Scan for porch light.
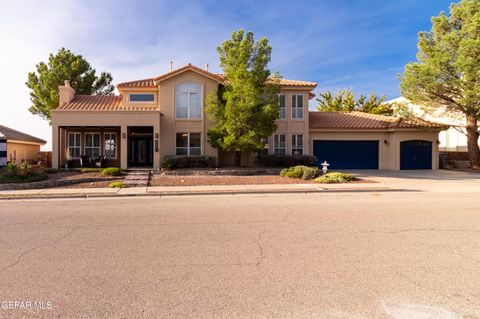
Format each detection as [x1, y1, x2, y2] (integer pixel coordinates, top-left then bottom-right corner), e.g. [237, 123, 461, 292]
[384, 139, 389, 145]
[122, 133, 126, 139]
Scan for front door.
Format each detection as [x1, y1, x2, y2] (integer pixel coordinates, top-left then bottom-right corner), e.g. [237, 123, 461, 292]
[129, 137, 153, 167]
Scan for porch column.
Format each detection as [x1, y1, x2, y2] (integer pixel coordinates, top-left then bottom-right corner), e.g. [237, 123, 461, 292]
[52, 125, 59, 169]
[153, 118, 161, 170]
[120, 125, 128, 170]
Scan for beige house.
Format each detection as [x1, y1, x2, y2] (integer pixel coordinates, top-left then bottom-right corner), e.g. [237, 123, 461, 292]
[51, 64, 445, 170]
[0, 125, 46, 166]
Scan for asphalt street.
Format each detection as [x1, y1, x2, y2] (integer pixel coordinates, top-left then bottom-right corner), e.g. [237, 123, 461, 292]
[0, 191, 479, 318]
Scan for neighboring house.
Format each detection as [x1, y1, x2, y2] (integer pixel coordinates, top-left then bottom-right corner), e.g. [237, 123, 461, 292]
[389, 97, 477, 152]
[0, 125, 46, 166]
[51, 64, 445, 171]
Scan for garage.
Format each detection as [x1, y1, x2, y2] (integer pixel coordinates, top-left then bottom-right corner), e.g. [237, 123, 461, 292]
[400, 140, 432, 170]
[313, 140, 379, 169]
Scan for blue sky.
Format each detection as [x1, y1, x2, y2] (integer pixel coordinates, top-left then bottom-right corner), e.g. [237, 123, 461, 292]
[0, 0, 454, 148]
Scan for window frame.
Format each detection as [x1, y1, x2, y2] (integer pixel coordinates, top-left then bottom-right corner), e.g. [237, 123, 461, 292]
[175, 132, 202, 156]
[291, 94, 304, 119]
[278, 94, 286, 119]
[67, 132, 81, 159]
[274, 134, 286, 155]
[104, 132, 117, 160]
[175, 82, 203, 120]
[128, 93, 156, 103]
[84, 132, 101, 159]
[292, 134, 304, 155]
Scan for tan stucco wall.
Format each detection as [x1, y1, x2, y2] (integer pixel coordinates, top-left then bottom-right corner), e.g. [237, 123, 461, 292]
[157, 70, 220, 162]
[6, 141, 41, 165]
[309, 129, 441, 170]
[266, 89, 311, 156]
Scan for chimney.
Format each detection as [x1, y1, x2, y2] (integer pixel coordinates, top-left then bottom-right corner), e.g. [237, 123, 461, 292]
[58, 80, 75, 105]
[169, 61, 173, 72]
[205, 64, 209, 71]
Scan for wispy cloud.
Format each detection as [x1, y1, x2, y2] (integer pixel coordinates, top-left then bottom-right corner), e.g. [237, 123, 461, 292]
[0, 0, 453, 149]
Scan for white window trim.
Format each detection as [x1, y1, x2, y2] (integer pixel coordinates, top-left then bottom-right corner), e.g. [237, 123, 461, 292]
[128, 93, 156, 104]
[292, 134, 304, 155]
[291, 94, 304, 120]
[274, 134, 286, 155]
[278, 93, 286, 120]
[67, 132, 81, 159]
[84, 132, 101, 158]
[104, 132, 117, 160]
[175, 132, 202, 156]
[175, 82, 203, 120]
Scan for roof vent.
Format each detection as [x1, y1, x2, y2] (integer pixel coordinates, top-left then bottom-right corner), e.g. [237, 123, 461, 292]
[169, 61, 173, 72]
[205, 64, 209, 71]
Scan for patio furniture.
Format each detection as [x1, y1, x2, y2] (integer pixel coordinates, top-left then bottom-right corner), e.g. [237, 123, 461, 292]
[80, 155, 91, 168]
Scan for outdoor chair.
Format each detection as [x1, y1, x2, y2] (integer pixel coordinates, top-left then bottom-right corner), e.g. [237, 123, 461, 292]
[80, 155, 91, 168]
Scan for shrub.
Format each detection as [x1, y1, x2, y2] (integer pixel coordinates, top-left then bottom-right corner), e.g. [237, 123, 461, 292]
[0, 163, 48, 184]
[258, 154, 317, 167]
[161, 156, 216, 169]
[314, 172, 356, 184]
[280, 165, 319, 180]
[109, 181, 126, 188]
[102, 167, 123, 176]
[45, 168, 62, 174]
[75, 168, 103, 173]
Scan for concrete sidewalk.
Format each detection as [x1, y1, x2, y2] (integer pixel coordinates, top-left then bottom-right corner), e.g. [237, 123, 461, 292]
[0, 182, 390, 200]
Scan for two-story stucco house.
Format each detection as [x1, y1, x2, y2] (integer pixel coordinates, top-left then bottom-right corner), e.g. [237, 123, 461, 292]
[51, 64, 446, 170]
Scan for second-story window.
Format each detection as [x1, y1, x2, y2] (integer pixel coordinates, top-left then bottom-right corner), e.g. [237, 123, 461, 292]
[176, 82, 201, 119]
[292, 94, 304, 119]
[278, 94, 285, 119]
[129, 94, 155, 102]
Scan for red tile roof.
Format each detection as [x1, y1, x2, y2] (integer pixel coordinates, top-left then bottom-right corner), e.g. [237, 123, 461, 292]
[309, 112, 447, 130]
[56, 95, 159, 111]
[117, 64, 317, 88]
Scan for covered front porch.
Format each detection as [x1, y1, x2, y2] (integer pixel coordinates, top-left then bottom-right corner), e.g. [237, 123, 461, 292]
[52, 111, 161, 170]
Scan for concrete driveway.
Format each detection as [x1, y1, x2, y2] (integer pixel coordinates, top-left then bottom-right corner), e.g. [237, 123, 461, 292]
[1, 192, 479, 318]
[347, 169, 480, 193]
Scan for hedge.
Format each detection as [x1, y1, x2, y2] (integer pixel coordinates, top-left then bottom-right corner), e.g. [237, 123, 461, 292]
[258, 154, 317, 167]
[161, 156, 216, 169]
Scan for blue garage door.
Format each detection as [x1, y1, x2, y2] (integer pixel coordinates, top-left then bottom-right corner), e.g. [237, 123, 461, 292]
[313, 140, 379, 169]
[400, 140, 432, 170]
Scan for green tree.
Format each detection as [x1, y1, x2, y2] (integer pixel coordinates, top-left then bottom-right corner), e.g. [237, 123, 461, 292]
[26, 48, 114, 122]
[316, 89, 392, 115]
[400, 0, 480, 169]
[206, 30, 280, 166]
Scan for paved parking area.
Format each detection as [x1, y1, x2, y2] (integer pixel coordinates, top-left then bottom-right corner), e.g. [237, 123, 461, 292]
[348, 169, 480, 192]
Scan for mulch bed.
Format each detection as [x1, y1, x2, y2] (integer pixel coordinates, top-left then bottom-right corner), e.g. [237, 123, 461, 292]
[48, 172, 123, 188]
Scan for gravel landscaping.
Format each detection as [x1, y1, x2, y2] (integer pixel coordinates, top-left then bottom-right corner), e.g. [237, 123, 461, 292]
[49, 171, 123, 188]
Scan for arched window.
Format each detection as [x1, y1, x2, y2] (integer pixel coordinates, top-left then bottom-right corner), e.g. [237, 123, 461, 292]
[175, 82, 201, 119]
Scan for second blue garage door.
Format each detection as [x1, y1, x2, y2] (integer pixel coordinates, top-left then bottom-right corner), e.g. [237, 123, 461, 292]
[313, 140, 379, 169]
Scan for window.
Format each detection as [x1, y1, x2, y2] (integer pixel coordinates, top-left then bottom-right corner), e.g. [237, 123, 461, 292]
[176, 133, 201, 155]
[129, 94, 155, 102]
[278, 94, 285, 119]
[104, 133, 117, 159]
[274, 134, 286, 155]
[85, 133, 100, 158]
[292, 134, 303, 155]
[176, 82, 202, 119]
[292, 94, 304, 119]
[68, 132, 81, 158]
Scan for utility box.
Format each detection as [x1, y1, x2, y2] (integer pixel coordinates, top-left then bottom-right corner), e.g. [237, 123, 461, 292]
[0, 137, 6, 167]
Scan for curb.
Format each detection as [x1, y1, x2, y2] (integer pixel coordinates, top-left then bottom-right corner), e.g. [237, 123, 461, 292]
[0, 186, 398, 201]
